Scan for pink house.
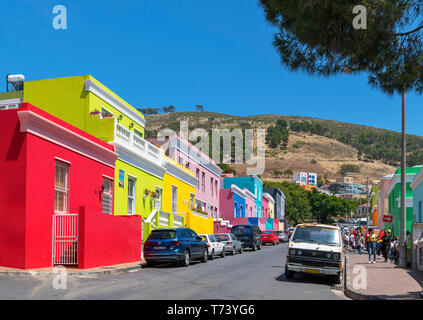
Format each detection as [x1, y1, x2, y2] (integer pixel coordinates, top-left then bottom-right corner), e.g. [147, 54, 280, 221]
[262, 194, 270, 219]
[244, 188, 256, 218]
[166, 135, 222, 219]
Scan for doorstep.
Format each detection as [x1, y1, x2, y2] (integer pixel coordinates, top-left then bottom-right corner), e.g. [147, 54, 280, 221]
[0, 260, 146, 277]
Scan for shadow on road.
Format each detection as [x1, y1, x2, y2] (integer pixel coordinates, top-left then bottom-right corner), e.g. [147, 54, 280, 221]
[275, 269, 335, 287]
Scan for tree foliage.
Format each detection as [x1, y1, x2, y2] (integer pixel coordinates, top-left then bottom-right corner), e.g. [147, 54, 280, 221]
[259, 0, 423, 95]
[266, 119, 289, 148]
[263, 181, 357, 225]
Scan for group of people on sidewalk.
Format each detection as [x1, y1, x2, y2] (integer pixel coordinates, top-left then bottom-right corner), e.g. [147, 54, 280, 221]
[343, 227, 400, 264]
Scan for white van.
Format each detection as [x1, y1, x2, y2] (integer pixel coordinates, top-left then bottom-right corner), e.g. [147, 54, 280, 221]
[285, 224, 344, 284]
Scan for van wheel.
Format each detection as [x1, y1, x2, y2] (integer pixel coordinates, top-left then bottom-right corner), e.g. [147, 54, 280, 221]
[285, 265, 295, 280]
[252, 244, 257, 251]
[333, 269, 343, 285]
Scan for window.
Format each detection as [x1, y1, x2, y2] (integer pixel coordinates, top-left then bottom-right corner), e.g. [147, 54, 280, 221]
[186, 162, 190, 170]
[102, 177, 113, 214]
[128, 177, 136, 215]
[55, 161, 69, 213]
[234, 202, 238, 217]
[215, 180, 218, 198]
[190, 193, 195, 210]
[202, 172, 205, 192]
[172, 186, 178, 213]
[211, 178, 214, 196]
[214, 207, 217, 218]
[155, 188, 162, 210]
[179, 157, 183, 165]
[196, 169, 200, 188]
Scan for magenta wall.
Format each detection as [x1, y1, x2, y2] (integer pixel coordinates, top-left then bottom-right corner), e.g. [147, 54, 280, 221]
[0, 109, 27, 268]
[219, 189, 234, 221]
[273, 219, 279, 231]
[79, 207, 141, 269]
[262, 195, 269, 218]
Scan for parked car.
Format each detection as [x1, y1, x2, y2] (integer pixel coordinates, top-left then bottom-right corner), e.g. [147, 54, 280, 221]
[214, 233, 243, 255]
[274, 230, 288, 242]
[144, 228, 208, 267]
[285, 223, 344, 284]
[199, 234, 226, 259]
[261, 230, 279, 245]
[231, 224, 262, 251]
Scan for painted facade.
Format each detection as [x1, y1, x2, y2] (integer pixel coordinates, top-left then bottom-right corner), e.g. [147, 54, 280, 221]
[263, 187, 286, 225]
[0, 104, 141, 269]
[385, 166, 422, 237]
[244, 188, 256, 218]
[262, 194, 270, 219]
[222, 175, 263, 217]
[377, 173, 394, 230]
[219, 185, 247, 225]
[166, 135, 222, 219]
[9, 75, 166, 220]
[410, 167, 423, 224]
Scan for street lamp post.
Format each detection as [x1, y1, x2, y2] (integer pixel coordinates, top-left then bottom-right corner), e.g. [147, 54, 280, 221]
[399, 89, 407, 269]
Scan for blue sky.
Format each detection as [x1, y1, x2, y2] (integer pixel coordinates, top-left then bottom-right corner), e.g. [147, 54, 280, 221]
[1, 0, 422, 136]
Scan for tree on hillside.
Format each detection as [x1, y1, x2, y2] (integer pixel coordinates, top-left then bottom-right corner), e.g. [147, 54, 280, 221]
[338, 164, 360, 176]
[259, 0, 423, 268]
[162, 105, 176, 113]
[138, 107, 160, 115]
[196, 105, 204, 111]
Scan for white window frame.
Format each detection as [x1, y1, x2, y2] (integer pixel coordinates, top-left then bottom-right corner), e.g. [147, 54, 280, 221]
[172, 185, 178, 213]
[54, 160, 70, 214]
[128, 176, 136, 215]
[102, 177, 114, 214]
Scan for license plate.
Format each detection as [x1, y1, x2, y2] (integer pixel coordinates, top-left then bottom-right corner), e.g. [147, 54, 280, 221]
[305, 269, 320, 274]
[154, 246, 166, 250]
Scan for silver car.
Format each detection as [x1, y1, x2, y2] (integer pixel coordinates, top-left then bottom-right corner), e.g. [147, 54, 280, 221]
[215, 233, 243, 255]
[275, 230, 288, 242]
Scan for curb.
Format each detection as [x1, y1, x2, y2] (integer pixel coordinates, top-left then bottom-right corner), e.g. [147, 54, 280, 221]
[0, 263, 145, 278]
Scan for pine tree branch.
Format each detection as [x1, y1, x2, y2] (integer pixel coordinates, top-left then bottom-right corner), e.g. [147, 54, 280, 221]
[395, 24, 423, 37]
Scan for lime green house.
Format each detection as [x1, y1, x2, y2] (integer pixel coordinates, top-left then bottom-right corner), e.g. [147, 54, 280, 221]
[15, 75, 166, 220]
[385, 166, 422, 237]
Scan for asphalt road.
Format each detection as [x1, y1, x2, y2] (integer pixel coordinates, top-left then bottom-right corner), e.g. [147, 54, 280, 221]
[0, 243, 346, 300]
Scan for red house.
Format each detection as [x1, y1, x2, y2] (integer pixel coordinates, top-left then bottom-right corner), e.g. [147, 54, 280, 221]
[0, 103, 142, 269]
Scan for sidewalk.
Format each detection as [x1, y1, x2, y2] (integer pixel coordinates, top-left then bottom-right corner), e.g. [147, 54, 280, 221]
[0, 260, 146, 277]
[345, 253, 423, 300]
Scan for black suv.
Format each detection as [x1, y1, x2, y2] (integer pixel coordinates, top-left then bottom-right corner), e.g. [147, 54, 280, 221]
[231, 225, 262, 251]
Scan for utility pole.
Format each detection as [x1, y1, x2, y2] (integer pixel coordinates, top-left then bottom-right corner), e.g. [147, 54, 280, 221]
[399, 89, 407, 269]
[366, 176, 370, 231]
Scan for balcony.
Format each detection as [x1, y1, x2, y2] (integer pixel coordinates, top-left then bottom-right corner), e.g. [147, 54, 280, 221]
[114, 122, 163, 165]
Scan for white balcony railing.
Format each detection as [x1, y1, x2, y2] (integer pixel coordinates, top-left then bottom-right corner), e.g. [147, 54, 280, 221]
[115, 123, 163, 164]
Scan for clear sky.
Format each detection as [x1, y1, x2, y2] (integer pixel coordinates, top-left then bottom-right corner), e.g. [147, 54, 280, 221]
[1, 0, 422, 136]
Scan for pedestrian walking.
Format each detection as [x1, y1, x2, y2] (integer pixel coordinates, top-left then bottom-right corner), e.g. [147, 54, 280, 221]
[349, 232, 356, 253]
[381, 229, 392, 262]
[356, 232, 364, 255]
[366, 229, 377, 263]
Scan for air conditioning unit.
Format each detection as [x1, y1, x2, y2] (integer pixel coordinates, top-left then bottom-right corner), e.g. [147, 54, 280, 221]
[6, 74, 25, 91]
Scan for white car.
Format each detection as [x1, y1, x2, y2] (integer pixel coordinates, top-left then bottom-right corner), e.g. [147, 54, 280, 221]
[200, 234, 226, 260]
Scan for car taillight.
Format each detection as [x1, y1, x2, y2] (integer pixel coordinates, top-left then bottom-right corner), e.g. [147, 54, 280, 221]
[227, 241, 232, 245]
[169, 241, 181, 246]
[207, 244, 210, 247]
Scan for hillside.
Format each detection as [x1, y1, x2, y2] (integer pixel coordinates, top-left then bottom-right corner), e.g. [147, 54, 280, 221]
[144, 111, 414, 184]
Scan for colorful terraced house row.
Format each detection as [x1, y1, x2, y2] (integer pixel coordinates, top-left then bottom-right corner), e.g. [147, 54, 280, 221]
[0, 75, 285, 270]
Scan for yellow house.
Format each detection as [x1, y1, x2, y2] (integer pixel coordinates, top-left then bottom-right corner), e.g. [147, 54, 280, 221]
[162, 156, 214, 235]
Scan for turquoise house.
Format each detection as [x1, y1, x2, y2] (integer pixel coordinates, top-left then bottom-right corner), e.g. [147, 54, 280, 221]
[222, 175, 263, 217]
[386, 166, 422, 237]
[410, 167, 423, 224]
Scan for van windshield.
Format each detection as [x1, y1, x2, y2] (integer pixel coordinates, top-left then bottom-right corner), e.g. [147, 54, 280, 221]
[232, 226, 252, 235]
[292, 226, 340, 246]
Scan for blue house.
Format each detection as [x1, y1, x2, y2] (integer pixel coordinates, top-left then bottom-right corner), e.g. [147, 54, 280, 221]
[222, 175, 263, 217]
